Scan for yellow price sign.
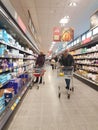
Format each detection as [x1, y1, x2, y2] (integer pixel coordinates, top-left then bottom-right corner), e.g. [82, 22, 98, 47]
[0, 69, 2, 73]
[0, 84, 2, 88]
[11, 106, 15, 111]
[6, 68, 8, 71]
[13, 103, 16, 107]
[18, 97, 21, 100]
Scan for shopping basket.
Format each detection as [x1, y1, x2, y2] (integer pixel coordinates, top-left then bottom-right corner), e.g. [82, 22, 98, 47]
[33, 67, 46, 89]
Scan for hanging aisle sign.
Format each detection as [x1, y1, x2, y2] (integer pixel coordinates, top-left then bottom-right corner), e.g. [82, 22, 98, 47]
[61, 27, 74, 42]
[53, 27, 61, 42]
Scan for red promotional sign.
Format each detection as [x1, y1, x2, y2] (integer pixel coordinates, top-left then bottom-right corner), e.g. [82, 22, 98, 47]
[18, 16, 26, 33]
[53, 27, 61, 42]
[82, 37, 91, 44]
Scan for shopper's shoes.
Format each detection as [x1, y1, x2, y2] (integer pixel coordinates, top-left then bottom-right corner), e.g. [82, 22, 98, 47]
[66, 86, 69, 90]
[39, 82, 42, 84]
[34, 81, 38, 84]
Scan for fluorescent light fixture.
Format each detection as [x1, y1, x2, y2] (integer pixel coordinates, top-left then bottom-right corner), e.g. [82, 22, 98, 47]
[52, 41, 56, 44]
[60, 18, 69, 23]
[69, 2, 77, 7]
[59, 16, 70, 26]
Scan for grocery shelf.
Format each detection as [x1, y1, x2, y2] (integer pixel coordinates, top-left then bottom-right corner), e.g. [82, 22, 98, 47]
[0, 55, 35, 60]
[70, 34, 98, 52]
[73, 50, 98, 56]
[0, 41, 34, 56]
[0, 78, 33, 130]
[0, 1, 36, 129]
[74, 58, 98, 60]
[0, 55, 23, 59]
[75, 63, 98, 67]
[0, 80, 10, 88]
[74, 73, 98, 91]
[0, 2, 39, 54]
[0, 62, 34, 74]
[68, 27, 98, 91]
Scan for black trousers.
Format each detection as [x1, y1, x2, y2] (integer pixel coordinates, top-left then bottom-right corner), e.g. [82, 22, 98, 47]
[35, 76, 42, 83]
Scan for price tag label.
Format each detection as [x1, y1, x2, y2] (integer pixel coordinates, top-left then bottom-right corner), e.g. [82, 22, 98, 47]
[13, 103, 16, 107]
[0, 84, 2, 88]
[0, 69, 2, 73]
[11, 106, 15, 111]
[6, 68, 8, 71]
[18, 97, 21, 100]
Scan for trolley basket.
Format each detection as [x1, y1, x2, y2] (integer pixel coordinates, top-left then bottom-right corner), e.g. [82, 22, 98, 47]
[57, 66, 74, 99]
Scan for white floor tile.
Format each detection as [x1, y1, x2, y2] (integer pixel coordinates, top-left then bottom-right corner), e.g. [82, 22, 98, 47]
[3, 66, 98, 130]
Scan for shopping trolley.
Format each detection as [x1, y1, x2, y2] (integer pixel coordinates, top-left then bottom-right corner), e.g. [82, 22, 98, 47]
[57, 66, 74, 99]
[32, 67, 46, 89]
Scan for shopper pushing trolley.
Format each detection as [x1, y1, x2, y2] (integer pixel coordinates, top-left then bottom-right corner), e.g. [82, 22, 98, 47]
[33, 52, 46, 89]
[58, 49, 74, 99]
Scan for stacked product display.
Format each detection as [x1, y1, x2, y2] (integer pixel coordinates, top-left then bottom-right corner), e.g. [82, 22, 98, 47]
[0, 29, 35, 113]
[71, 45, 98, 83]
[0, 2, 38, 129]
[0, 28, 36, 115]
[68, 26, 98, 86]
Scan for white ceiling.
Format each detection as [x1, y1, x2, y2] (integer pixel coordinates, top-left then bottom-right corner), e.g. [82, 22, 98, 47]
[9, 0, 98, 54]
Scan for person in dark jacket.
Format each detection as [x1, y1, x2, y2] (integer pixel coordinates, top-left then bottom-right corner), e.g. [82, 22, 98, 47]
[59, 49, 74, 90]
[54, 56, 58, 69]
[34, 52, 45, 84]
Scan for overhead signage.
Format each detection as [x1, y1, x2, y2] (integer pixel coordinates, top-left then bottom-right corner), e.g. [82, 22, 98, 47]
[53, 27, 61, 42]
[61, 27, 74, 42]
[82, 37, 91, 44]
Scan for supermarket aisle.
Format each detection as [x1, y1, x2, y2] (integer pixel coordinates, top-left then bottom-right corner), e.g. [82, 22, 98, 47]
[3, 65, 98, 130]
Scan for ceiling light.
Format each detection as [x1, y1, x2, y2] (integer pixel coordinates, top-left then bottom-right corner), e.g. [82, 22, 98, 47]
[59, 17, 70, 24]
[59, 16, 70, 26]
[69, 2, 77, 7]
[52, 41, 56, 44]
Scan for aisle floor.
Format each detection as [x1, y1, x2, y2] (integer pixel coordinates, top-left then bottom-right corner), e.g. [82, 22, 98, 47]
[3, 66, 98, 130]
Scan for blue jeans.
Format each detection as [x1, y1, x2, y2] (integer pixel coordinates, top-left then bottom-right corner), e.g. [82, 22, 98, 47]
[65, 79, 70, 89]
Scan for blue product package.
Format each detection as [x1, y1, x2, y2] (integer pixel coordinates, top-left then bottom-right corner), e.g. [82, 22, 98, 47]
[18, 74, 24, 78]
[4, 93, 13, 106]
[0, 94, 5, 112]
[0, 48, 5, 55]
[8, 78, 22, 94]
[24, 74, 28, 78]
[0, 99, 5, 106]
[19, 74, 28, 78]
[0, 94, 4, 101]
[0, 95, 4, 107]
[8, 63, 13, 68]
[7, 73, 11, 80]
[0, 105, 5, 113]
[0, 74, 8, 84]
[0, 29, 8, 43]
[4, 93, 13, 98]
